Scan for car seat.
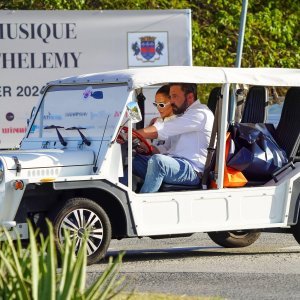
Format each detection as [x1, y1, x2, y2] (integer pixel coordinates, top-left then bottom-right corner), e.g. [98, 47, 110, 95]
[207, 87, 221, 115]
[275, 87, 300, 159]
[241, 86, 268, 123]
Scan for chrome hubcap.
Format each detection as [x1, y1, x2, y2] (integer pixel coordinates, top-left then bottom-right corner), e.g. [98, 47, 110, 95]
[59, 208, 103, 256]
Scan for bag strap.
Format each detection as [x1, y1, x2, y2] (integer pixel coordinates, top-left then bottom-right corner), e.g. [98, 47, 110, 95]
[201, 92, 222, 189]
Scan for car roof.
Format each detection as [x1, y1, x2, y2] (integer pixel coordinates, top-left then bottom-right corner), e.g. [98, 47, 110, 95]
[48, 66, 300, 89]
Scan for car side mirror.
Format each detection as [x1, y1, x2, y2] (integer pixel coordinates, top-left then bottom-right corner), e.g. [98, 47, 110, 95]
[126, 101, 142, 124]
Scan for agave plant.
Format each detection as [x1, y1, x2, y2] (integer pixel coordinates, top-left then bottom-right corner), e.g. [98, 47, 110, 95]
[0, 221, 125, 300]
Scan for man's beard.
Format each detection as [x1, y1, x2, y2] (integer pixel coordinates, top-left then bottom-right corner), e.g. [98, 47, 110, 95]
[171, 97, 189, 115]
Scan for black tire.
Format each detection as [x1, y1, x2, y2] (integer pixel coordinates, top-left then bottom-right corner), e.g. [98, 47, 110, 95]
[207, 230, 261, 248]
[46, 197, 112, 265]
[291, 218, 300, 245]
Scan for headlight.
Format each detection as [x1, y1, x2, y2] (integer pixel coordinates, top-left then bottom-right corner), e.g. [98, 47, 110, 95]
[0, 159, 4, 183]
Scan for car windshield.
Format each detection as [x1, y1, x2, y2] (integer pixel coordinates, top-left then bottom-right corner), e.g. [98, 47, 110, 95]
[27, 84, 128, 140]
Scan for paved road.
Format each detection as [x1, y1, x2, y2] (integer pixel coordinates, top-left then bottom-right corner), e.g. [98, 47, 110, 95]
[87, 232, 300, 299]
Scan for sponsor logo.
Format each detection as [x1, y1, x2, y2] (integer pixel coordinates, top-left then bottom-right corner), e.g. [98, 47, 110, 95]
[65, 112, 88, 117]
[128, 32, 168, 67]
[6, 112, 14, 121]
[114, 111, 122, 117]
[30, 124, 38, 133]
[83, 86, 93, 99]
[2, 127, 26, 134]
[90, 111, 108, 120]
[43, 112, 62, 120]
[83, 86, 103, 100]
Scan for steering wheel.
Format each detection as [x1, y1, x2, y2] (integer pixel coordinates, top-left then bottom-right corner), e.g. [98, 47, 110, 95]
[117, 126, 152, 155]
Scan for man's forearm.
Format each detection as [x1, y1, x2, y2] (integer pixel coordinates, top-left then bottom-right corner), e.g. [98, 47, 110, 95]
[136, 125, 158, 139]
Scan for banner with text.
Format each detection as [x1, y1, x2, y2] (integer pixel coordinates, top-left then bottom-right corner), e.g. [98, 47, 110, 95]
[0, 9, 192, 148]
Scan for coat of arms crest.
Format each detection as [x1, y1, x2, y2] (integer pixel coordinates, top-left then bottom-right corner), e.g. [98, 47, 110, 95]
[131, 36, 164, 62]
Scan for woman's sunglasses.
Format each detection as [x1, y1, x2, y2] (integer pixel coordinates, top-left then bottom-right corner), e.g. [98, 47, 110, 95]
[152, 102, 170, 108]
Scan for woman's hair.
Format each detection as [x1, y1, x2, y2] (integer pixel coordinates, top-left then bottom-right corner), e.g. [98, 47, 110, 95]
[156, 84, 170, 96]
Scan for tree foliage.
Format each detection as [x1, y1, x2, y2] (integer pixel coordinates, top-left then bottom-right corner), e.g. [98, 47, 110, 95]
[0, 0, 299, 68]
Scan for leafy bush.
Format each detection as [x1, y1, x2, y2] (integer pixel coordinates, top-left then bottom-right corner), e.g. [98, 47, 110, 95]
[0, 221, 125, 300]
[1, 0, 298, 69]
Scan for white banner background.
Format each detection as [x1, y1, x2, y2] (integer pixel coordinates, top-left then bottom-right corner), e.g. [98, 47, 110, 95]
[0, 9, 192, 148]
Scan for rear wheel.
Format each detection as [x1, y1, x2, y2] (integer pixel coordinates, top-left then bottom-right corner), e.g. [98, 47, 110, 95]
[46, 197, 112, 265]
[207, 230, 261, 248]
[291, 218, 300, 245]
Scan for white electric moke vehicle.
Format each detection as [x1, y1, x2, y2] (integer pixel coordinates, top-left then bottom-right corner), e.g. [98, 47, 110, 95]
[0, 66, 299, 265]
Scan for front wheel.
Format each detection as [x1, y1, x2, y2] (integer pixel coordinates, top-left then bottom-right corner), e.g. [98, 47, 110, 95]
[207, 230, 261, 248]
[47, 197, 112, 265]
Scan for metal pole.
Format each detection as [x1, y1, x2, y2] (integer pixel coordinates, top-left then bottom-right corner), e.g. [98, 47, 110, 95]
[235, 0, 248, 68]
[229, 0, 248, 122]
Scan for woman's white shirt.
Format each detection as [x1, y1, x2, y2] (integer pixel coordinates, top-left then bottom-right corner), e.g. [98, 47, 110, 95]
[152, 115, 177, 154]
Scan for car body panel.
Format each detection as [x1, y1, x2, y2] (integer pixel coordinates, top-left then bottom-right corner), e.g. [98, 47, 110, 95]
[0, 66, 298, 244]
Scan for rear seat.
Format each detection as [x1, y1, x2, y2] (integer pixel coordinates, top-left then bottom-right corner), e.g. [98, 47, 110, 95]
[241, 86, 268, 123]
[275, 87, 300, 159]
[271, 87, 300, 181]
[241, 86, 300, 184]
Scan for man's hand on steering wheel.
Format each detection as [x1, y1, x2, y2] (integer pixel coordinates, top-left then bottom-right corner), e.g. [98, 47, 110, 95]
[117, 126, 153, 155]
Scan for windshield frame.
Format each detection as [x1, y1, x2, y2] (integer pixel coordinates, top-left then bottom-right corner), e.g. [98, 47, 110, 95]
[26, 82, 129, 141]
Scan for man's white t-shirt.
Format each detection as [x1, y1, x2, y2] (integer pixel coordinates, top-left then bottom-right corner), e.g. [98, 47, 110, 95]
[153, 100, 214, 172]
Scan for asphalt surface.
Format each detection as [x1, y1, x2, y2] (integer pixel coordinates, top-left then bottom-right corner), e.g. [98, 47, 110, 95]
[87, 232, 300, 299]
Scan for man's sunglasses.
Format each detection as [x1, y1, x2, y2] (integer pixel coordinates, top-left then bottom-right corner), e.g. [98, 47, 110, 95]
[152, 102, 170, 108]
